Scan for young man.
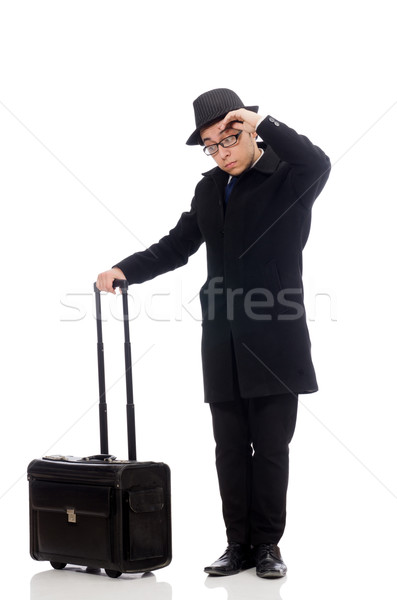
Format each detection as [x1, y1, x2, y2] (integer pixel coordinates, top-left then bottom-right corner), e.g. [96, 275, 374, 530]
[96, 88, 331, 578]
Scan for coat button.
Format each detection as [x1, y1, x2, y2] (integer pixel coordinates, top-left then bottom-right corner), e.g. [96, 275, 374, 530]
[269, 117, 275, 123]
[274, 120, 280, 126]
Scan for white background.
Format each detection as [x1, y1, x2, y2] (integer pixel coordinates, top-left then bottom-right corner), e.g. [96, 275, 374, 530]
[1, 1, 396, 598]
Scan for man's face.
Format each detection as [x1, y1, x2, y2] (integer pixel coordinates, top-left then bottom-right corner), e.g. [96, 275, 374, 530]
[200, 121, 261, 176]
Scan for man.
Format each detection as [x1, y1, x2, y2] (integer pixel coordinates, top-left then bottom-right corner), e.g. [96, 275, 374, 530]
[96, 88, 331, 578]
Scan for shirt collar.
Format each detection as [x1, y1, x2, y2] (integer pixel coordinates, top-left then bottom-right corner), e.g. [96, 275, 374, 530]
[252, 142, 281, 174]
[251, 148, 264, 169]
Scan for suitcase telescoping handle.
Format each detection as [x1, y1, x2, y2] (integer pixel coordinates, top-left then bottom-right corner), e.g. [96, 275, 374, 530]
[93, 279, 137, 461]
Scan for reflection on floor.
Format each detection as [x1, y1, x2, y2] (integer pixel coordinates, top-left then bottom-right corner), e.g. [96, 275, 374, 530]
[30, 564, 286, 600]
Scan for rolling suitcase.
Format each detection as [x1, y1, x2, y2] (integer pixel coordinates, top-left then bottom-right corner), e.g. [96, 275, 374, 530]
[28, 280, 172, 578]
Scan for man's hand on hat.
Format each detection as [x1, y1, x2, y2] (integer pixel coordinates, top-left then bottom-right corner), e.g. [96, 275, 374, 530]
[218, 108, 263, 134]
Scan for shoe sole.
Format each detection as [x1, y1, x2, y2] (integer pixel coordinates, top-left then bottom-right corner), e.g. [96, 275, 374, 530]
[204, 568, 241, 576]
[256, 569, 287, 579]
[204, 561, 255, 577]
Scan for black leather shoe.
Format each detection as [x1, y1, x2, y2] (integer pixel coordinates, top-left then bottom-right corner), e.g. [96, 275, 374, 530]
[204, 543, 254, 576]
[255, 544, 287, 578]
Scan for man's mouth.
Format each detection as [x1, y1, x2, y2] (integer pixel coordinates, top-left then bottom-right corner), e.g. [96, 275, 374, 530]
[225, 161, 236, 169]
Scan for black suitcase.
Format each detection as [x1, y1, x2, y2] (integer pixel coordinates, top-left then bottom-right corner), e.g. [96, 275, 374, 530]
[28, 280, 172, 578]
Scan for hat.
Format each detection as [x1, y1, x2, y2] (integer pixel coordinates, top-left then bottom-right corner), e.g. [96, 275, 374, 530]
[186, 88, 259, 146]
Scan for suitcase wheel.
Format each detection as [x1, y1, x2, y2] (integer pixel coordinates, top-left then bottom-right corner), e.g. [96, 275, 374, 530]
[50, 561, 67, 570]
[105, 569, 122, 578]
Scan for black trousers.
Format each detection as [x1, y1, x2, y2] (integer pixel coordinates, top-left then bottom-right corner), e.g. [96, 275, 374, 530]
[209, 392, 298, 546]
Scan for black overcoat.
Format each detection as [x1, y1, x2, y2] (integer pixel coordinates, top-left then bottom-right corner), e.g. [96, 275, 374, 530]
[115, 116, 331, 402]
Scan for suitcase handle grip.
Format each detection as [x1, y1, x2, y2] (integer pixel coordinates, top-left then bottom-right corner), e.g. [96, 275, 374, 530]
[112, 278, 128, 290]
[92, 279, 128, 293]
[83, 454, 117, 463]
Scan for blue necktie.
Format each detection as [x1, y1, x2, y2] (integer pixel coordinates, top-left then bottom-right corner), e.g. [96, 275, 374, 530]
[224, 176, 238, 204]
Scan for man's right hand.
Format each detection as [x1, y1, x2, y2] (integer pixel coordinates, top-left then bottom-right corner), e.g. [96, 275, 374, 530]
[96, 267, 127, 294]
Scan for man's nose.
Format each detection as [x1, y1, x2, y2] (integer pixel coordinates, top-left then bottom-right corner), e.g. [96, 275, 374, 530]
[218, 144, 231, 159]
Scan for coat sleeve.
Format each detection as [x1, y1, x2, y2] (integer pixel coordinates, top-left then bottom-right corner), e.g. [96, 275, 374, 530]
[113, 197, 204, 284]
[257, 116, 331, 208]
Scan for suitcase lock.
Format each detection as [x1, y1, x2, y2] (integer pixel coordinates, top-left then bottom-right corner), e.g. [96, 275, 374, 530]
[67, 508, 77, 523]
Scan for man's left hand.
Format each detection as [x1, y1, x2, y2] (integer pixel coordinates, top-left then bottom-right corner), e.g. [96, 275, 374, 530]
[218, 108, 263, 134]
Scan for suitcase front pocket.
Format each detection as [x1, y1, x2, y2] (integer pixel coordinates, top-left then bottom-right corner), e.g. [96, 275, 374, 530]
[30, 480, 113, 563]
[127, 487, 166, 561]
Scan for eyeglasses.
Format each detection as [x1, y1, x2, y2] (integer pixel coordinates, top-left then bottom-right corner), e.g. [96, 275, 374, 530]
[203, 130, 243, 156]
